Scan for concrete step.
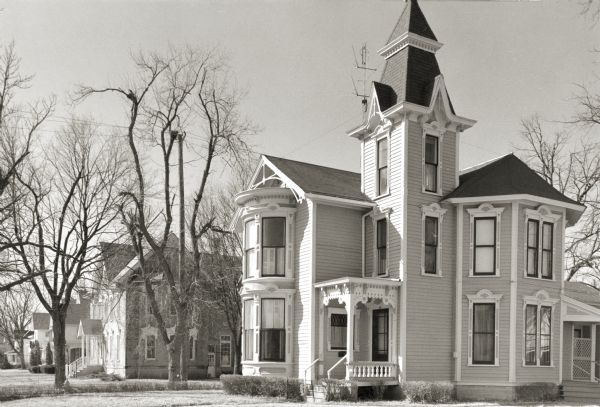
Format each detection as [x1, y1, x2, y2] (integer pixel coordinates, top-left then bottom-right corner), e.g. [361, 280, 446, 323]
[76, 365, 104, 376]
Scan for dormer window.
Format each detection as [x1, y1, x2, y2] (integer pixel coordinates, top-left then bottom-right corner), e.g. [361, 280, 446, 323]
[261, 217, 286, 276]
[377, 138, 389, 196]
[424, 135, 438, 193]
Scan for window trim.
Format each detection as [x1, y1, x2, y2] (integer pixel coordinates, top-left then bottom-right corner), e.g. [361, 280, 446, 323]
[244, 218, 257, 279]
[523, 206, 560, 280]
[375, 134, 390, 198]
[421, 125, 444, 196]
[472, 303, 496, 365]
[522, 290, 558, 368]
[421, 203, 447, 276]
[467, 289, 502, 366]
[467, 203, 505, 277]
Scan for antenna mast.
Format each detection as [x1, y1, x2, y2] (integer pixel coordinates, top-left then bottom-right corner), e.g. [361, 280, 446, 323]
[351, 43, 377, 118]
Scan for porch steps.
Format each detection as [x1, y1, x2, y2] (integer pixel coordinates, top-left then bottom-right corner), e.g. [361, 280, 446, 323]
[74, 365, 103, 377]
[305, 385, 327, 403]
[563, 380, 600, 404]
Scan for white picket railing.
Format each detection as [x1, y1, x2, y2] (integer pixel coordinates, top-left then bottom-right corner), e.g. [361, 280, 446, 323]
[347, 362, 397, 379]
[66, 356, 84, 378]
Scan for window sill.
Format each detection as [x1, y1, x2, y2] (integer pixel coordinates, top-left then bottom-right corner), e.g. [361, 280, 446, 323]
[467, 363, 500, 367]
[522, 363, 554, 368]
[374, 192, 390, 201]
[523, 275, 556, 282]
[422, 189, 442, 197]
[421, 271, 442, 278]
[468, 273, 501, 278]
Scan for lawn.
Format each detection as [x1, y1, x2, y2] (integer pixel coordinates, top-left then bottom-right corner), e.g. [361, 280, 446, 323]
[0, 370, 595, 407]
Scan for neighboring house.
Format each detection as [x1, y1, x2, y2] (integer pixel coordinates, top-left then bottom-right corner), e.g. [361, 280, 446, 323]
[231, 0, 600, 401]
[1, 331, 32, 367]
[71, 237, 233, 379]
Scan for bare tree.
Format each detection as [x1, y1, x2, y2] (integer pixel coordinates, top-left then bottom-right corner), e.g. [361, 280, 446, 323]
[0, 42, 54, 292]
[519, 114, 600, 284]
[78, 47, 253, 384]
[1, 119, 130, 388]
[0, 286, 35, 368]
[581, 0, 600, 22]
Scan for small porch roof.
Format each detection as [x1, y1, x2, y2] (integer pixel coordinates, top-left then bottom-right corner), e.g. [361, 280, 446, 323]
[315, 277, 401, 309]
[563, 295, 600, 323]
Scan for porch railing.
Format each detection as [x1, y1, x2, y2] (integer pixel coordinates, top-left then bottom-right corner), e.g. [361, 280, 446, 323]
[66, 356, 84, 378]
[328, 355, 347, 379]
[347, 362, 397, 379]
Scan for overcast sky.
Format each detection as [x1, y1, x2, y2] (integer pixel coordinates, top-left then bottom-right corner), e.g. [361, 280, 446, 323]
[1, 0, 599, 179]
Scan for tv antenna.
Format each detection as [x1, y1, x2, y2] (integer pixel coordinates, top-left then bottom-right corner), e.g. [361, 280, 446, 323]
[351, 43, 377, 116]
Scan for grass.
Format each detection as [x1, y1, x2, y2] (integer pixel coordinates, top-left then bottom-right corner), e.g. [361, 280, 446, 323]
[0, 369, 221, 402]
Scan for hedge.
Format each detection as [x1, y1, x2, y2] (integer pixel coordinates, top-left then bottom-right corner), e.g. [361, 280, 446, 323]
[402, 381, 455, 403]
[220, 374, 303, 401]
[515, 383, 559, 402]
[39, 364, 56, 374]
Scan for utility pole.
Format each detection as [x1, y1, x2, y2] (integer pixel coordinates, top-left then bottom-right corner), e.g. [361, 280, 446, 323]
[171, 129, 189, 380]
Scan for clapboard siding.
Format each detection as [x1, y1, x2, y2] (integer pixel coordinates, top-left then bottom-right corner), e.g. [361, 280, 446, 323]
[460, 203, 511, 382]
[515, 204, 562, 383]
[363, 136, 376, 199]
[405, 119, 457, 381]
[315, 204, 364, 282]
[293, 201, 313, 377]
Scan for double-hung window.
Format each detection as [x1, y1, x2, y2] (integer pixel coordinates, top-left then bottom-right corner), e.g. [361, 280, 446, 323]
[525, 304, 552, 366]
[541, 223, 553, 279]
[220, 335, 231, 367]
[377, 138, 388, 196]
[262, 217, 285, 276]
[377, 219, 387, 275]
[424, 135, 438, 193]
[260, 299, 285, 362]
[330, 313, 347, 350]
[472, 303, 495, 365]
[243, 299, 254, 361]
[526, 219, 539, 278]
[244, 220, 257, 278]
[474, 217, 496, 275]
[146, 334, 156, 360]
[424, 216, 438, 274]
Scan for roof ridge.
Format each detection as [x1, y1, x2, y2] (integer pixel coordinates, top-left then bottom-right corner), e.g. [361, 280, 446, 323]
[264, 155, 360, 176]
[460, 153, 514, 176]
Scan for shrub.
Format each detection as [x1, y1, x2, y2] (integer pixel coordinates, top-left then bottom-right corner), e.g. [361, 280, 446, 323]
[45, 343, 53, 365]
[39, 364, 56, 374]
[29, 340, 41, 367]
[322, 379, 356, 402]
[28, 365, 41, 374]
[220, 374, 303, 401]
[515, 382, 559, 402]
[0, 352, 12, 370]
[402, 381, 454, 403]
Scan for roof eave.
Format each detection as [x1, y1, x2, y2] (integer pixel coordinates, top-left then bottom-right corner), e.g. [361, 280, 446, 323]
[304, 193, 375, 209]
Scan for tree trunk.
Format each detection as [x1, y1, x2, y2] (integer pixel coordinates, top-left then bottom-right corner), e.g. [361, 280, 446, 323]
[233, 331, 241, 375]
[52, 312, 67, 389]
[17, 342, 25, 370]
[167, 341, 177, 388]
[178, 306, 189, 382]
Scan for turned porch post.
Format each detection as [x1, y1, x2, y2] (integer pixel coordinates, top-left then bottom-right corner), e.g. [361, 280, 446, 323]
[345, 299, 355, 380]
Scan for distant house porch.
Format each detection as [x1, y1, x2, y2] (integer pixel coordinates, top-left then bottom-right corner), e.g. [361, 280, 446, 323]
[314, 277, 401, 386]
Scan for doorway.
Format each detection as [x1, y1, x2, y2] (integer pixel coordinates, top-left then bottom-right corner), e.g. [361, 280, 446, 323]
[372, 309, 389, 362]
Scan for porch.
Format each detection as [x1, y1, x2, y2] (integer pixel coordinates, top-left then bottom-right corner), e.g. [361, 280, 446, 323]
[313, 277, 401, 386]
[563, 296, 600, 383]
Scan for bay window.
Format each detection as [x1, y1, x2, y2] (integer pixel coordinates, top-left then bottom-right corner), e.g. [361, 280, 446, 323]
[424, 216, 438, 274]
[472, 303, 495, 365]
[474, 217, 496, 275]
[525, 305, 537, 365]
[377, 219, 387, 275]
[377, 138, 388, 196]
[262, 217, 285, 276]
[243, 299, 254, 361]
[260, 299, 285, 362]
[244, 219, 257, 278]
[424, 135, 438, 193]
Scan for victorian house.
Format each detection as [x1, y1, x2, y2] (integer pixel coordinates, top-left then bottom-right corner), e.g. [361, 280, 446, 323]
[232, 0, 600, 402]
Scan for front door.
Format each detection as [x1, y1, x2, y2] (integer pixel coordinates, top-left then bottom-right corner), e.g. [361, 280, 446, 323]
[372, 309, 389, 362]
